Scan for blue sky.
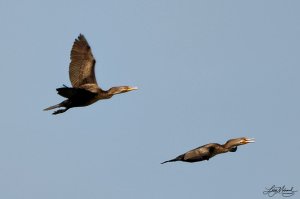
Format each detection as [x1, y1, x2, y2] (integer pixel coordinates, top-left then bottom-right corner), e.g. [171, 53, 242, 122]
[0, 1, 299, 199]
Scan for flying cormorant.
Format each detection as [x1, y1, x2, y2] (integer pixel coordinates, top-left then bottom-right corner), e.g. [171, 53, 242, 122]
[44, 34, 137, 114]
[161, 137, 255, 164]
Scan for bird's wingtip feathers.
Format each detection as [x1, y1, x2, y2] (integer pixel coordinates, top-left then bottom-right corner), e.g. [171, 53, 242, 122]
[78, 33, 85, 40]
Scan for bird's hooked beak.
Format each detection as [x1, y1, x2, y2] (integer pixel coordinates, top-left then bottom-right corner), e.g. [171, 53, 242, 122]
[126, 86, 138, 91]
[240, 138, 255, 144]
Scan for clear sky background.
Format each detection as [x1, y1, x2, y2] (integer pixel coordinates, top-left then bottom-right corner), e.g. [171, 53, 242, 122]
[0, 1, 299, 199]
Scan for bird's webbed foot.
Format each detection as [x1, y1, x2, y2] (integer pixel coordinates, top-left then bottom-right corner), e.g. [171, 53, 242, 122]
[53, 108, 68, 115]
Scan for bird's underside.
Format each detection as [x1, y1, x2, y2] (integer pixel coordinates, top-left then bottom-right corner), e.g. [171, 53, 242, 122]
[160, 145, 215, 164]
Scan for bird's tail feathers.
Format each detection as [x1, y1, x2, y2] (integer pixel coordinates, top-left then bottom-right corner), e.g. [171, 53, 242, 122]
[43, 103, 62, 111]
[161, 154, 184, 164]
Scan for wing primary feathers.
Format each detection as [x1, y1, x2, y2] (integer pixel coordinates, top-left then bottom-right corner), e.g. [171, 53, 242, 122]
[69, 34, 98, 88]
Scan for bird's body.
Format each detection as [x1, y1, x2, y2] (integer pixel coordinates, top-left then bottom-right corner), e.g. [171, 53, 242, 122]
[44, 34, 137, 114]
[161, 137, 255, 164]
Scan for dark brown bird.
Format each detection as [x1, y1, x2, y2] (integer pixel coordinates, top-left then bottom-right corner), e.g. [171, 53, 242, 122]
[44, 34, 138, 114]
[161, 137, 255, 164]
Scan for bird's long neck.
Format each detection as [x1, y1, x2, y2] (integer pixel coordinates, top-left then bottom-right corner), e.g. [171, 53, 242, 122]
[95, 89, 113, 100]
[222, 142, 237, 152]
[95, 87, 125, 100]
[214, 144, 231, 154]
[206, 144, 230, 156]
[107, 87, 117, 96]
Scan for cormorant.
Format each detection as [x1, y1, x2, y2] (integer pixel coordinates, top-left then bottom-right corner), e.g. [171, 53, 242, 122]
[44, 34, 137, 114]
[161, 137, 255, 164]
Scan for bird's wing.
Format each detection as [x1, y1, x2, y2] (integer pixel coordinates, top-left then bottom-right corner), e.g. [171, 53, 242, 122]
[183, 144, 216, 161]
[69, 34, 98, 88]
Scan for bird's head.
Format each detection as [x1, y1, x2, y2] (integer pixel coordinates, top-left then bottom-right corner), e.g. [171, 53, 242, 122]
[224, 137, 255, 151]
[108, 86, 138, 95]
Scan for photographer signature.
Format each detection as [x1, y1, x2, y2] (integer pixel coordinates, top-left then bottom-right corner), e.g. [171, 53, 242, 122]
[263, 185, 297, 197]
